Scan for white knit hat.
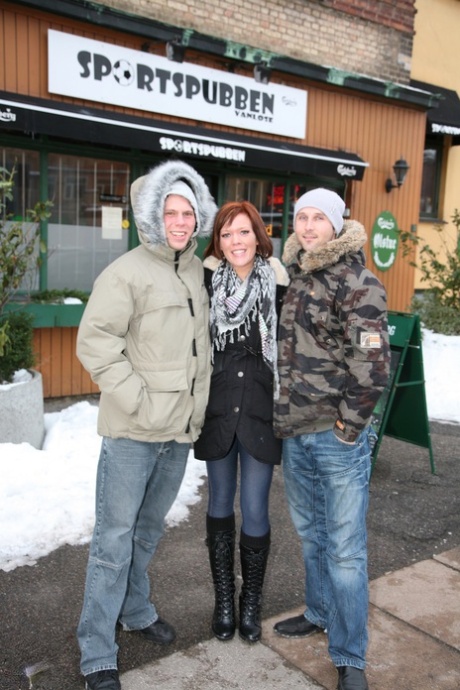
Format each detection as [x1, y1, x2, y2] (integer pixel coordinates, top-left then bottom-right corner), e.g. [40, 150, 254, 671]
[166, 180, 198, 218]
[294, 188, 345, 235]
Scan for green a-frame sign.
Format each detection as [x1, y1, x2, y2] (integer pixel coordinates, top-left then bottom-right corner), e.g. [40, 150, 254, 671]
[370, 311, 435, 474]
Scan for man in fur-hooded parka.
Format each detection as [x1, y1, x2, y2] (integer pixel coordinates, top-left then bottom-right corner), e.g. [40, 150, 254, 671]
[77, 159, 216, 444]
[76, 160, 217, 683]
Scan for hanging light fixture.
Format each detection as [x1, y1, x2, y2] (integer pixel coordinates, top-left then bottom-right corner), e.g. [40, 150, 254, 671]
[166, 39, 186, 63]
[385, 158, 410, 193]
[253, 62, 271, 85]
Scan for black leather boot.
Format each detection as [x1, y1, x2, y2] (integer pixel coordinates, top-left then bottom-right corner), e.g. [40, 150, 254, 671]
[207, 514, 236, 641]
[239, 531, 270, 643]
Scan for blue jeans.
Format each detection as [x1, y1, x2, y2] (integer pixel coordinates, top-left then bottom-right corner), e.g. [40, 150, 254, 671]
[206, 437, 274, 537]
[282, 429, 371, 670]
[77, 437, 189, 676]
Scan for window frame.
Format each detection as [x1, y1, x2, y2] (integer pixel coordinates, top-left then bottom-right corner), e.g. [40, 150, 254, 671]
[419, 135, 444, 222]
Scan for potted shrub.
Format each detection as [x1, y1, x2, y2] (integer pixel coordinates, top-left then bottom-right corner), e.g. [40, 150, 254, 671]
[0, 166, 52, 448]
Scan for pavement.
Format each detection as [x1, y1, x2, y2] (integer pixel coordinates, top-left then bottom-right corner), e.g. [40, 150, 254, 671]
[119, 545, 460, 690]
[1, 398, 460, 690]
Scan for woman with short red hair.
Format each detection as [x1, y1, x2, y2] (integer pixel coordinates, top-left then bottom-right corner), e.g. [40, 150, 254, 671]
[194, 200, 289, 645]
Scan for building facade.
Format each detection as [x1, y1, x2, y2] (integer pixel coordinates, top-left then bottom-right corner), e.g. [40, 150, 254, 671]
[411, 0, 460, 290]
[0, 0, 436, 396]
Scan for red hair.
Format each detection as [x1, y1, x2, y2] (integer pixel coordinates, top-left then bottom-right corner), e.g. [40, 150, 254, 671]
[204, 200, 273, 260]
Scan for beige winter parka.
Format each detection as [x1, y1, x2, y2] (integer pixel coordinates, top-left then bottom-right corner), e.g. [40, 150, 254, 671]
[76, 160, 217, 443]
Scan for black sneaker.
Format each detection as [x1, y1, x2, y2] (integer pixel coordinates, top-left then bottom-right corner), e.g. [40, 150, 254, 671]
[139, 616, 176, 645]
[337, 666, 369, 690]
[84, 670, 121, 690]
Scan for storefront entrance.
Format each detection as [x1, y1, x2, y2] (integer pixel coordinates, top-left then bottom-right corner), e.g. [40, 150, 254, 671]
[2, 142, 346, 294]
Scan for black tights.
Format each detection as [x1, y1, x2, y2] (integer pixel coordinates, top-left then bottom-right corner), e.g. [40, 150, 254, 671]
[206, 437, 274, 537]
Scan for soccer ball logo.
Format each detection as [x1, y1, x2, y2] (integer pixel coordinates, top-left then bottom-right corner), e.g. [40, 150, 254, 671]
[113, 60, 134, 86]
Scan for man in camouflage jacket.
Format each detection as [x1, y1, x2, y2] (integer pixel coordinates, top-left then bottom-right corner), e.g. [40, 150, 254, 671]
[273, 188, 390, 690]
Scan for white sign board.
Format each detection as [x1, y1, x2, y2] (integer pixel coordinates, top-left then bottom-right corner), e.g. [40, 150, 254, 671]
[48, 30, 307, 139]
[101, 206, 122, 240]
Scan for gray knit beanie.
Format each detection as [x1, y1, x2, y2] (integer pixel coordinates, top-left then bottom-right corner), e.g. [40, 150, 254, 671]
[166, 180, 198, 218]
[294, 188, 345, 235]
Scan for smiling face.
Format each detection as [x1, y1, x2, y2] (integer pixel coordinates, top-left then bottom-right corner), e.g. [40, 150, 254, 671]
[219, 212, 258, 280]
[163, 194, 196, 251]
[294, 206, 336, 251]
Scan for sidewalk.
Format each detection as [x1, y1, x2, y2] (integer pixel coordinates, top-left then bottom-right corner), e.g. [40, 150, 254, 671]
[121, 546, 460, 690]
[3, 406, 458, 689]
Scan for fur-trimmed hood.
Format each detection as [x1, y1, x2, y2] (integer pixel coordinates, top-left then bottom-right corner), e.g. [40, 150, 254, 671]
[282, 219, 367, 274]
[130, 160, 218, 248]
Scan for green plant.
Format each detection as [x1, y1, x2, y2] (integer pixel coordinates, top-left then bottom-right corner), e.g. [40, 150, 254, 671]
[30, 288, 89, 304]
[410, 291, 460, 335]
[400, 210, 460, 334]
[0, 166, 52, 381]
[0, 311, 35, 383]
[0, 167, 51, 312]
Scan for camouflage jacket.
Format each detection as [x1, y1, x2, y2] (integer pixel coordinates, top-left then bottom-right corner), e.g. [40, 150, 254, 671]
[273, 219, 391, 443]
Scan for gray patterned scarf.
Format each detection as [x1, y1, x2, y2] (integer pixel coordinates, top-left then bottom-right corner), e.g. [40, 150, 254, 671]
[210, 254, 279, 398]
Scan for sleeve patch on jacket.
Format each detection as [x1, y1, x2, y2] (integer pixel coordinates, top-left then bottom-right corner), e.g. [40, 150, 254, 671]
[360, 332, 382, 349]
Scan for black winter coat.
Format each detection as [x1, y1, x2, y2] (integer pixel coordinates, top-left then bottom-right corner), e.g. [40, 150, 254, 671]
[193, 265, 287, 465]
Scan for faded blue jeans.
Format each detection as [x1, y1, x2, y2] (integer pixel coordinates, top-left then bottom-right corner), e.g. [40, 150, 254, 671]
[77, 437, 189, 676]
[282, 429, 372, 670]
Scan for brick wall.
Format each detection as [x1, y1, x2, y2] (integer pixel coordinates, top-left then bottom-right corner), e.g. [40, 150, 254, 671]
[323, 0, 415, 33]
[100, 0, 415, 83]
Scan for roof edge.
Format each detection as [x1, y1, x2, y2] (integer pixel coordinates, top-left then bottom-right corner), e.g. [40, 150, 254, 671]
[13, 0, 435, 110]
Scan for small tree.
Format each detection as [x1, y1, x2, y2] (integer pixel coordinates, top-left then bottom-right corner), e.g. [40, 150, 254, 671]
[0, 167, 51, 311]
[0, 167, 52, 382]
[400, 210, 460, 335]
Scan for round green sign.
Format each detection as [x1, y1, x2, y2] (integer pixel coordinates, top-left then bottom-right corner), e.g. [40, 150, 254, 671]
[370, 211, 399, 272]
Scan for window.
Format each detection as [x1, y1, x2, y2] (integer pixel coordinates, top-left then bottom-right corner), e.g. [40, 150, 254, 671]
[224, 177, 341, 258]
[1, 148, 41, 293]
[224, 177, 284, 258]
[1, 148, 132, 293]
[420, 137, 443, 219]
[224, 177, 321, 258]
[1, 148, 40, 218]
[47, 154, 130, 291]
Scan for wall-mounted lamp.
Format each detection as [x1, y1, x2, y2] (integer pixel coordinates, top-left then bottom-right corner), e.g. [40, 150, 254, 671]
[385, 158, 410, 193]
[166, 40, 186, 63]
[254, 62, 271, 85]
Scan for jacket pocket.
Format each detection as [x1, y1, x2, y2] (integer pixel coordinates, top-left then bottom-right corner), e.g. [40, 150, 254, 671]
[134, 368, 189, 434]
[142, 368, 188, 392]
[205, 370, 228, 418]
[249, 369, 274, 423]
